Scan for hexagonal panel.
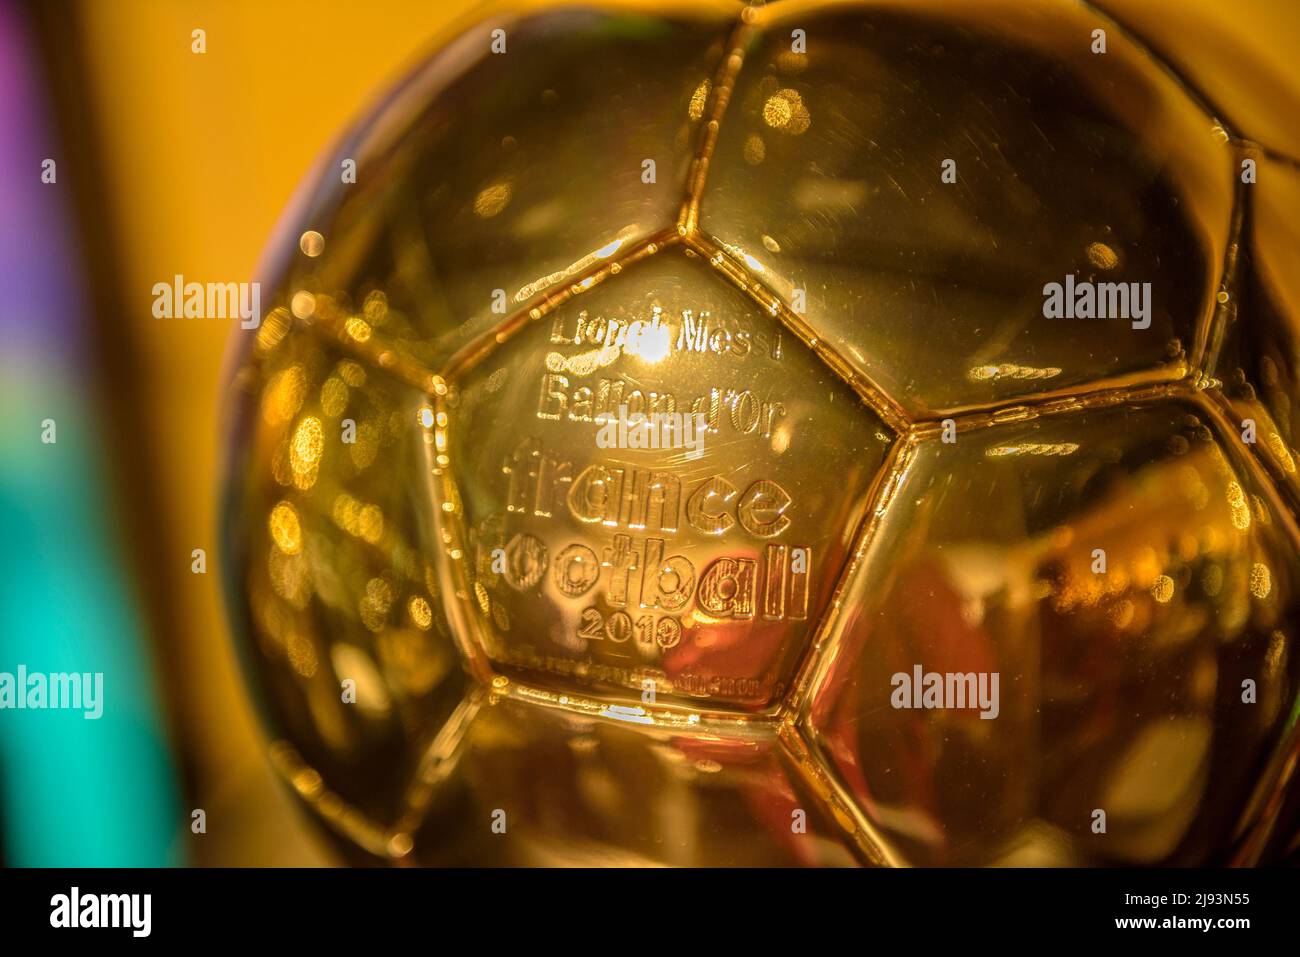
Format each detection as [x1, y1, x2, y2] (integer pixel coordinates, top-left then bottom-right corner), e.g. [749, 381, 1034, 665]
[400, 691, 861, 865]
[423, 248, 894, 712]
[1093, 0, 1300, 158]
[699, 0, 1235, 417]
[267, 2, 741, 370]
[799, 399, 1300, 864]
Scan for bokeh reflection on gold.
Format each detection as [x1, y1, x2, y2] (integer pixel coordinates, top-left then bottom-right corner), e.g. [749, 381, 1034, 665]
[801, 400, 1298, 864]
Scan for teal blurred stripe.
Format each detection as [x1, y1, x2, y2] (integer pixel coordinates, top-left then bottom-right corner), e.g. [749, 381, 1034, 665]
[0, 2, 181, 866]
[0, 380, 181, 866]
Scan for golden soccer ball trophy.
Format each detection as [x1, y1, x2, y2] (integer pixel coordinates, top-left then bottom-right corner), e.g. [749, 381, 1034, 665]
[222, 0, 1300, 865]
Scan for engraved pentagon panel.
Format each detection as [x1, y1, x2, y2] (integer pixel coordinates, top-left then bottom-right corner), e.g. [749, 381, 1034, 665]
[399, 692, 859, 865]
[1093, 0, 1300, 158]
[1212, 156, 1300, 508]
[267, 2, 740, 371]
[426, 250, 893, 712]
[224, 320, 467, 834]
[800, 400, 1300, 864]
[700, 0, 1235, 417]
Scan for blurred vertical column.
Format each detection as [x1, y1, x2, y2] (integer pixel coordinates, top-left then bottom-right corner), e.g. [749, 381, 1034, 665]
[0, 1, 180, 865]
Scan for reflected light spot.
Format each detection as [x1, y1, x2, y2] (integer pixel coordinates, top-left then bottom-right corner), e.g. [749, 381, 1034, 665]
[595, 236, 625, 259]
[332, 493, 358, 531]
[329, 493, 382, 545]
[1086, 241, 1119, 270]
[290, 765, 323, 799]
[600, 704, 654, 726]
[331, 644, 391, 716]
[1250, 562, 1272, 599]
[1151, 575, 1175, 603]
[271, 441, 293, 486]
[290, 290, 315, 319]
[625, 323, 670, 364]
[688, 78, 710, 120]
[1227, 481, 1251, 530]
[474, 181, 512, 218]
[256, 307, 292, 353]
[1265, 431, 1297, 473]
[320, 376, 348, 417]
[300, 230, 325, 257]
[262, 365, 306, 425]
[986, 442, 1078, 457]
[359, 578, 394, 633]
[514, 226, 639, 300]
[349, 422, 379, 470]
[269, 501, 302, 555]
[968, 364, 1062, 382]
[290, 416, 324, 474]
[1265, 630, 1285, 675]
[387, 833, 413, 858]
[358, 505, 384, 545]
[363, 290, 388, 325]
[492, 602, 510, 631]
[763, 88, 810, 134]
[408, 596, 433, 630]
[344, 316, 372, 343]
[270, 549, 312, 608]
[286, 632, 318, 678]
[339, 360, 366, 386]
[546, 346, 619, 376]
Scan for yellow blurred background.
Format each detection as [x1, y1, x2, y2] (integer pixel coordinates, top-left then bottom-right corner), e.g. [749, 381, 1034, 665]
[27, 0, 479, 866]
[8, 0, 1299, 866]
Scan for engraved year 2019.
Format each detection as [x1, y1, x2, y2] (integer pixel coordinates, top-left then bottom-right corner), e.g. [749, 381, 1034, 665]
[577, 607, 682, 648]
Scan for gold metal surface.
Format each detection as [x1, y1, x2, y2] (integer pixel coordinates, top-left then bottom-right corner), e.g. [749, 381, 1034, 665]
[223, 0, 1300, 865]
